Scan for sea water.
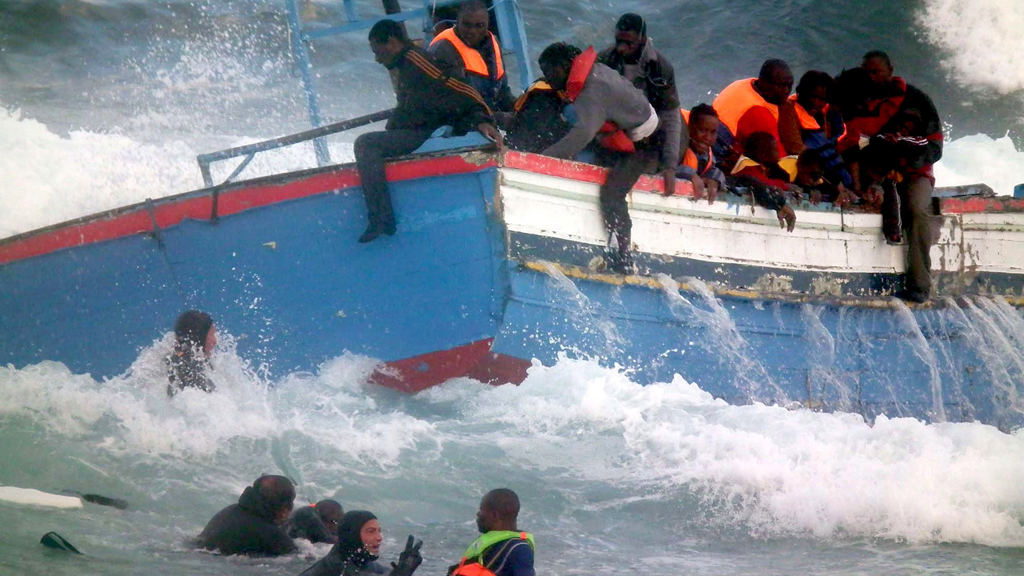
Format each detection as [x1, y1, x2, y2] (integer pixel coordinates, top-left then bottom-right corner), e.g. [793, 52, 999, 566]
[2, 0, 1024, 574]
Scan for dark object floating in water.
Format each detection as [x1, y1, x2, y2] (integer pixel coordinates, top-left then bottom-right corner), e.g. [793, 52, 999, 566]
[79, 493, 129, 510]
[40, 532, 81, 554]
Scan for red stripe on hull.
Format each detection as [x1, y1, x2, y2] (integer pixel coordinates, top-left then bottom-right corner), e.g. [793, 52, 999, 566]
[941, 196, 1024, 214]
[502, 150, 695, 197]
[370, 338, 530, 393]
[0, 154, 497, 266]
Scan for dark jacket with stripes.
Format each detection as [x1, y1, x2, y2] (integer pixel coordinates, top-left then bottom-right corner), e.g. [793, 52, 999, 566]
[386, 46, 494, 134]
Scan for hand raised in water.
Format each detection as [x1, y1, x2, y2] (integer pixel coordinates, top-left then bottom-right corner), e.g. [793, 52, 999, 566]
[390, 535, 424, 576]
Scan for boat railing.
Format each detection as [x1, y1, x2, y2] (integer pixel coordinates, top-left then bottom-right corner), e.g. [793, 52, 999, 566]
[195, 109, 394, 188]
[198, 0, 532, 186]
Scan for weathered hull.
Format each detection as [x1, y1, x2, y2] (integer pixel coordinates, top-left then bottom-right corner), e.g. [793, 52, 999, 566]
[2, 147, 1022, 426]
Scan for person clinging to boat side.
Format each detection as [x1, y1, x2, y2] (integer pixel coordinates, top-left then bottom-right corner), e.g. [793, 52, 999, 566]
[428, 1, 515, 116]
[851, 50, 943, 303]
[537, 42, 665, 274]
[357, 19, 502, 243]
[448, 488, 535, 576]
[167, 309, 217, 396]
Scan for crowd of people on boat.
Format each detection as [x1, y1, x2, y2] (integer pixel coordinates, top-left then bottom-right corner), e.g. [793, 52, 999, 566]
[192, 474, 534, 576]
[354, 1, 943, 302]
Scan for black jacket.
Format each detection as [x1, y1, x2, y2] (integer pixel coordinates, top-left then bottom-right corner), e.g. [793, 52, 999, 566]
[196, 485, 296, 556]
[428, 36, 515, 112]
[288, 506, 337, 544]
[386, 46, 494, 135]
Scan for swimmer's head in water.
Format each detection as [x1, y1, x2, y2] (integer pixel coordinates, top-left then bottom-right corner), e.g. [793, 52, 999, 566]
[174, 310, 215, 356]
[476, 488, 520, 533]
[254, 475, 295, 525]
[337, 510, 382, 560]
[315, 499, 344, 535]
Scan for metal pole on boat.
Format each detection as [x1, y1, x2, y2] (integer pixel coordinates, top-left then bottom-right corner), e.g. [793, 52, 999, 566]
[285, 0, 331, 167]
[491, 0, 533, 93]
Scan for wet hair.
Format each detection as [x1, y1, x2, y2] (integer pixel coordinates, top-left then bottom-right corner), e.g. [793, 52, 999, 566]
[758, 59, 791, 81]
[688, 103, 718, 125]
[862, 50, 892, 68]
[315, 499, 344, 521]
[256, 475, 296, 514]
[796, 70, 834, 98]
[797, 149, 825, 169]
[615, 13, 646, 37]
[745, 132, 779, 162]
[174, 310, 212, 351]
[368, 19, 408, 44]
[539, 42, 582, 70]
[335, 510, 380, 564]
[458, 0, 488, 16]
[482, 488, 520, 520]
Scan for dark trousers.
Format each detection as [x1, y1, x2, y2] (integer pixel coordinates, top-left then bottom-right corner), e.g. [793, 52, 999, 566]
[354, 129, 432, 228]
[882, 174, 935, 293]
[596, 145, 661, 254]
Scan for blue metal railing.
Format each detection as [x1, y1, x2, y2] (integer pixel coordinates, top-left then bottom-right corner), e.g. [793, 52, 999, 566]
[198, 0, 533, 185]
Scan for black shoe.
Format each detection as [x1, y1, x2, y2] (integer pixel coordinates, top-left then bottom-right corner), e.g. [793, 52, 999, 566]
[358, 223, 396, 243]
[605, 250, 636, 275]
[895, 288, 929, 304]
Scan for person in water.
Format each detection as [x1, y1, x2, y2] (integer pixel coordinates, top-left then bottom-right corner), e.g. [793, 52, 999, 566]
[167, 309, 216, 396]
[356, 19, 501, 243]
[288, 499, 345, 544]
[196, 474, 297, 556]
[428, 0, 515, 114]
[538, 42, 663, 274]
[298, 510, 423, 576]
[448, 489, 535, 576]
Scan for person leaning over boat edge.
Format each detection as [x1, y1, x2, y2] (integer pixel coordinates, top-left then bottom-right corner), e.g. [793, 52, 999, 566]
[598, 12, 684, 201]
[428, 0, 515, 117]
[448, 488, 535, 576]
[167, 309, 217, 397]
[298, 510, 423, 576]
[356, 19, 502, 244]
[538, 42, 663, 275]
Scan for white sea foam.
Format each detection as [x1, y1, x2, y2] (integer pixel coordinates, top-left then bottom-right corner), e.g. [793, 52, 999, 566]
[919, 0, 1024, 95]
[0, 107, 355, 240]
[934, 133, 1024, 196]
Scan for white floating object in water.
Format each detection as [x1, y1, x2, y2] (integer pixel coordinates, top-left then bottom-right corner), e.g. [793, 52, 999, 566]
[0, 486, 83, 509]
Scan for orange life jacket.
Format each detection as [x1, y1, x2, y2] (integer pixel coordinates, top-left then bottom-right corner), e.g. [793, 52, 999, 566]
[680, 109, 714, 175]
[430, 27, 504, 80]
[787, 95, 820, 131]
[840, 77, 907, 149]
[712, 78, 779, 137]
[564, 46, 634, 153]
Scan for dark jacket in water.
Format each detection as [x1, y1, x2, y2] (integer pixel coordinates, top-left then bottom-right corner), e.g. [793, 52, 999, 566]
[196, 484, 297, 556]
[288, 506, 337, 544]
[299, 511, 420, 576]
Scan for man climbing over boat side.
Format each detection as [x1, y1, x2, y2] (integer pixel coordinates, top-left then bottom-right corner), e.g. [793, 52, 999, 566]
[598, 12, 684, 205]
[196, 475, 297, 556]
[538, 42, 664, 274]
[166, 309, 217, 396]
[357, 19, 502, 243]
[428, 0, 515, 116]
[447, 489, 535, 576]
[842, 50, 943, 303]
[712, 59, 793, 171]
